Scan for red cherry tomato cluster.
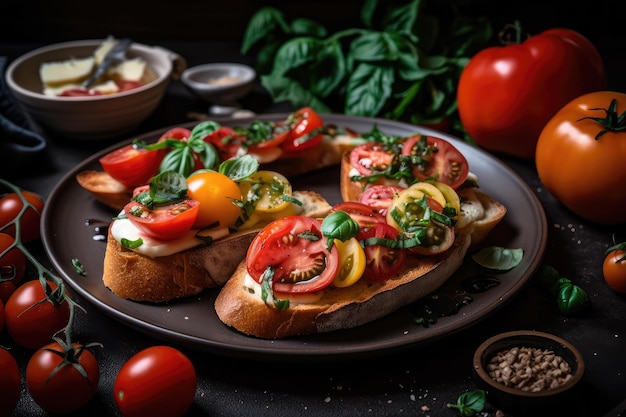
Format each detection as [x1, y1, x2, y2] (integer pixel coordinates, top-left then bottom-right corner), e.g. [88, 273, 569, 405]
[0, 182, 197, 416]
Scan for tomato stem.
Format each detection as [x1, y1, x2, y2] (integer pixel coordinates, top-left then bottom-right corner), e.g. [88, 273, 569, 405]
[578, 99, 626, 139]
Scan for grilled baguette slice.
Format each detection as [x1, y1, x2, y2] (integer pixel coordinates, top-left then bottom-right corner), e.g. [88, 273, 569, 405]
[215, 227, 471, 339]
[102, 191, 331, 302]
[214, 186, 506, 339]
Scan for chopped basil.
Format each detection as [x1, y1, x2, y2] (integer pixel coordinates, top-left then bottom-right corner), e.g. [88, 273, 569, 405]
[71, 258, 86, 276]
[121, 237, 143, 249]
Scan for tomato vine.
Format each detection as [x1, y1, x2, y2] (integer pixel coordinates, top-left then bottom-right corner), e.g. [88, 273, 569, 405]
[0, 178, 99, 376]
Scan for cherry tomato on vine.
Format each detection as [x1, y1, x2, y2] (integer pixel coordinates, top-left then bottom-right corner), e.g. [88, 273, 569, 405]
[4, 280, 71, 350]
[0, 347, 20, 416]
[26, 341, 100, 414]
[0, 232, 26, 285]
[0, 190, 45, 243]
[536, 92, 626, 224]
[457, 26, 606, 159]
[114, 345, 196, 417]
[603, 249, 626, 294]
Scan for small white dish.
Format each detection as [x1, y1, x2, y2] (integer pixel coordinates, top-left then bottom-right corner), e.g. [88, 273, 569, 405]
[181, 63, 256, 115]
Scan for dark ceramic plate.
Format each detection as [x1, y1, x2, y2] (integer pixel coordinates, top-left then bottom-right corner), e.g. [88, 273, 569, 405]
[41, 114, 547, 362]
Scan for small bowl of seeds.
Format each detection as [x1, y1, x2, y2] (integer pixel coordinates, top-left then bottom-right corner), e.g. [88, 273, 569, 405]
[473, 330, 585, 414]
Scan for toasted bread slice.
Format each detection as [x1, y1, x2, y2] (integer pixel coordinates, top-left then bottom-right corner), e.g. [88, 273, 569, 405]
[102, 190, 332, 302]
[214, 228, 471, 339]
[76, 170, 132, 211]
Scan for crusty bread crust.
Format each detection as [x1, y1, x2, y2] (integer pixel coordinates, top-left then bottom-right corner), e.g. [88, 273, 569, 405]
[103, 228, 256, 302]
[102, 190, 332, 303]
[76, 170, 132, 211]
[214, 228, 471, 339]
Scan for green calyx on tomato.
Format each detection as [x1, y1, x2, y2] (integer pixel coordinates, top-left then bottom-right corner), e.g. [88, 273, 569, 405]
[577, 98, 626, 140]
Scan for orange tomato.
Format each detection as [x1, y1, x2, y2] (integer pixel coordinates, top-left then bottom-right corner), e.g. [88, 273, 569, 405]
[536, 91, 626, 224]
[186, 171, 242, 229]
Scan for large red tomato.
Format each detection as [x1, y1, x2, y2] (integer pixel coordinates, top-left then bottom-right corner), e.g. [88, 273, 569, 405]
[535, 92, 626, 224]
[457, 27, 606, 159]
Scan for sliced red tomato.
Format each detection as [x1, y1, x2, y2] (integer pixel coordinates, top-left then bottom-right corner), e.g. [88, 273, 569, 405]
[246, 216, 339, 294]
[245, 121, 290, 151]
[359, 222, 406, 281]
[124, 199, 200, 240]
[330, 201, 387, 229]
[349, 142, 395, 176]
[401, 135, 468, 189]
[117, 80, 143, 92]
[203, 126, 243, 160]
[281, 107, 324, 153]
[359, 185, 405, 216]
[99, 144, 162, 188]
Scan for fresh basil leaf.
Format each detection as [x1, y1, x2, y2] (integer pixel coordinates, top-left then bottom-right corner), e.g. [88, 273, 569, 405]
[149, 171, 188, 204]
[260, 74, 332, 112]
[471, 246, 523, 271]
[241, 7, 290, 54]
[557, 283, 589, 314]
[346, 63, 395, 117]
[291, 18, 327, 37]
[219, 155, 259, 181]
[321, 211, 360, 250]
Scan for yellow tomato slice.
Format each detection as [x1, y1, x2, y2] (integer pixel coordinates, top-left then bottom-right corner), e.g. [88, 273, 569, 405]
[426, 180, 461, 220]
[333, 237, 366, 288]
[239, 170, 292, 213]
[407, 182, 447, 207]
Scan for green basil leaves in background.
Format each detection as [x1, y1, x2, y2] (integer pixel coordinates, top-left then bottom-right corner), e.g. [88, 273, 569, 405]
[241, 0, 492, 131]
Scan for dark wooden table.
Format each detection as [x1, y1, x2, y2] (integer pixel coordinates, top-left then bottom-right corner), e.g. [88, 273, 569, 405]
[2, 39, 626, 417]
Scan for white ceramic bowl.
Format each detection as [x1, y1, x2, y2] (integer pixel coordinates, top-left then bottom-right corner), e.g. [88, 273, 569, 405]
[181, 63, 255, 114]
[5, 39, 186, 140]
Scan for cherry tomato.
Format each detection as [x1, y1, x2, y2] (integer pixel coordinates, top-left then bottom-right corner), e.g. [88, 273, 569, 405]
[359, 185, 404, 216]
[99, 144, 162, 188]
[457, 27, 606, 159]
[26, 341, 100, 414]
[246, 216, 339, 294]
[401, 136, 468, 189]
[186, 171, 242, 229]
[203, 126, 243, 160]
[536, 92, 626, 224]
[0, 281, 17, 305]
[359, 222, 406, 280]
[0, 190, 45, 243]
[0, 232, 26, 284]
[114, 345, 196, 417]
[349, 142, 395, 176]
[333, 237, 366, 288]
[244, 120, 290, 151]
[281, 107, 324, 153]
[4, 280, 71, 350]
[330, 201, 387, 230]
[603, 249, 626, 294]
[0, 347, 20, 416]
[238, 170, 292, 214]
[124, 199, 200, 240]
